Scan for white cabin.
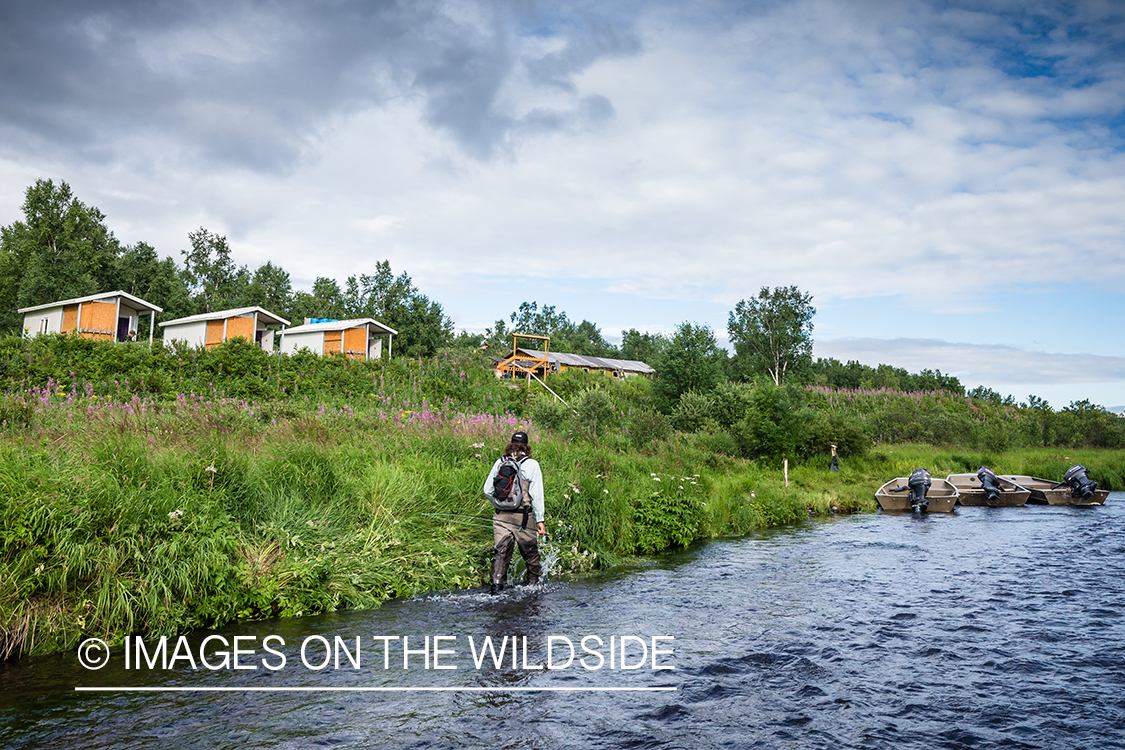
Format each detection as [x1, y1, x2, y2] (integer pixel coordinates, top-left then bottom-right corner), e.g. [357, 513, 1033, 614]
[19, 291, 162, 344]
[159, 307, 289, 350]
[280, 318, 397, 361]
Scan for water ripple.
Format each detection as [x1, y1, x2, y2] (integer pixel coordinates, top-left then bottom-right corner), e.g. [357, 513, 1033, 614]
[2, 497, 1124, 749]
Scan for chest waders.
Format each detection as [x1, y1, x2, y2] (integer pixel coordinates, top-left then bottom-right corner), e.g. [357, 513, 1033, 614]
[491, 471, 540, 594]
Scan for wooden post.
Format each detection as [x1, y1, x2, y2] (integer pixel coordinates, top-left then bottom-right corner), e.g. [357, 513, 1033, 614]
[784, 458, 789, 488]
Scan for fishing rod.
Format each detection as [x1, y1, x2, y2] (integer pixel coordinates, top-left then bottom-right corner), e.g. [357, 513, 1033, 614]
[423, 512, 493, 521]
[422, 513, 553, 540]
[421, 513, 495, 531]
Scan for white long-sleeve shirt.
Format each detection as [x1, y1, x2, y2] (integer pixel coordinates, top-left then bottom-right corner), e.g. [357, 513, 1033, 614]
[483, 456, 545, 523]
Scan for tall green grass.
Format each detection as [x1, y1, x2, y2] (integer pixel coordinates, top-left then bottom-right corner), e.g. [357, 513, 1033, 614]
[2, 335, 1122, 660]
[3, 412, 1121, 660]
[0, 400, 819, 659]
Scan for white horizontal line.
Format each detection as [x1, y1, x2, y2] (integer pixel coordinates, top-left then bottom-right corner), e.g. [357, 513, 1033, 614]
[75, 686, 676, 693]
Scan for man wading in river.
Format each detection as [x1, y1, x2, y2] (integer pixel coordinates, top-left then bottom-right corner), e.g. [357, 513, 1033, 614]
[483, 431, 546, 595]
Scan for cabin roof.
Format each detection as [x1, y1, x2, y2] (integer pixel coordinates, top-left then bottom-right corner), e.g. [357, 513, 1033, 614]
[514, 348, 654, 374]
[159, 306, 290, 328]
[18, 290, 163, 314]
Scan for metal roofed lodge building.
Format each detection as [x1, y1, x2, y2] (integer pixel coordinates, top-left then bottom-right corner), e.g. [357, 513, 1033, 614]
[495, 334, 654, 380]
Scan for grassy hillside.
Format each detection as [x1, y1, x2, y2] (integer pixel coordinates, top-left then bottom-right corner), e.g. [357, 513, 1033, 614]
[1, 335, 1121, 659]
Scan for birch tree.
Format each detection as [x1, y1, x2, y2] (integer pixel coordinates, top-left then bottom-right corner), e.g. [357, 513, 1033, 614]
[727, 286, 815, 385]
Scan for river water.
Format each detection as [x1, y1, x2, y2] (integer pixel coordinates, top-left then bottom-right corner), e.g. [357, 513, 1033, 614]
[2, 495, 1124, 750]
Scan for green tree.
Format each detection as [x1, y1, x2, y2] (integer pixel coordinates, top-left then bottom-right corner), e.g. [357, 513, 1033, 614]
[0, 179, 121, 329]
[110, 241, 194, 330]
[569, 319, 615, 357]
[498, 302, 616, 357]
[733, 382, 812, 463]
[181, 228, 248, 313]
[290, 277, 347, 321]
[481, 318, 512, 354]
[509, 301, 571, 338]
[653, 322, 726, 411]
[810, 357, 866, 389]
[244, 261, 293, 317]
[1026, 394, 1053, 448]
[967, 385, 1013, 405]
[621, 328, 668, 366]
[728, 285, 815, 385]
[341, 262, 453, 356]
[393, 294, 454, 357]
[344, 261, 415, 322]
[1055, 400, 1125, 448]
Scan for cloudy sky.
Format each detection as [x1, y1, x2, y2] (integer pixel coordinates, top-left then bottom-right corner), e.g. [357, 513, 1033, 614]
[1, 0, 1123, 408]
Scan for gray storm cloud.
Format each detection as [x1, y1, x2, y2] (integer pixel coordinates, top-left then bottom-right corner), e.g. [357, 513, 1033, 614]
[0, 0, 1122, 408]
[0, 0, 640, 168]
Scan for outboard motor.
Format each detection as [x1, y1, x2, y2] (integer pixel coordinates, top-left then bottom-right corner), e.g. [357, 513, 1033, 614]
[1062, 464, 1097, 500]
[977, 466, 1002, 504]
[908, 468, 931, 513]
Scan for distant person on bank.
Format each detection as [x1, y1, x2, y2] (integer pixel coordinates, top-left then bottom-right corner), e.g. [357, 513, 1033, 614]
[482, 431, 546, 594]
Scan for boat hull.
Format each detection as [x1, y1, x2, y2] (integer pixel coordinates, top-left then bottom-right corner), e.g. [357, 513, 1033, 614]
[946, 474, 1030, 507]
[875, 478, 959, 513]
[999, 476, 1108, 507]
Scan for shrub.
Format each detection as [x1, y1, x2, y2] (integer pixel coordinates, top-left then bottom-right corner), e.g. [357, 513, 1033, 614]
[802, 409, 870, 458]
[733, 383, 811, 464]
[632, 473, 702, 553]
[627, 406, 671, 448]
[671, 390, 716, 432]
[709, 381, 757, 429]
[531, 397, 572, 432]
[573, 389, 616, 439]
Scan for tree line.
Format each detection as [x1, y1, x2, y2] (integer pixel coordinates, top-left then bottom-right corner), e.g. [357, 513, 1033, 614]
[5, 177, 1101, 424]
[0, 179, 452, 357]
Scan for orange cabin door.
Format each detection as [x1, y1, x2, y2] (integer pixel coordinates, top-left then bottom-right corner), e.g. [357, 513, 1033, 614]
[225, 316, 256, 343]
[61, 305, 79, 333]
[80, 301, 117, 340]
[205, 320, 225, 349]
[343, 327, 368, 360]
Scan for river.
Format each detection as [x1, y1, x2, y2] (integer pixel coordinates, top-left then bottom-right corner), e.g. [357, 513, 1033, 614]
[2, 495, 1124, 749]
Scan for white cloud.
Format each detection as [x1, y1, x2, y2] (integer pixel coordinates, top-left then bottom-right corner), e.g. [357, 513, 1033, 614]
[1, 0, 1123, 397]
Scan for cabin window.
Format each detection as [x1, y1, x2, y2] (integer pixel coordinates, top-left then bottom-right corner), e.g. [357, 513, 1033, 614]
[39, 318, 49, 334]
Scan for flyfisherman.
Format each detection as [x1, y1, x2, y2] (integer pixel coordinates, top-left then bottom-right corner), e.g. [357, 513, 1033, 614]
[483, 430, 546, 595]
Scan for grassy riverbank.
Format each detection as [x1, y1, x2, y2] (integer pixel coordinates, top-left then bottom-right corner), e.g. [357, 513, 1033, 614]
[0, 402, 807, 660]
[1, 336, 1122, 660]
[2, 397, 1120, 660]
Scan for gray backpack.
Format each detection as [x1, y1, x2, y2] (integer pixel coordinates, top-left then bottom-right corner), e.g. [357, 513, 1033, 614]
[490, 456, 530, 512]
